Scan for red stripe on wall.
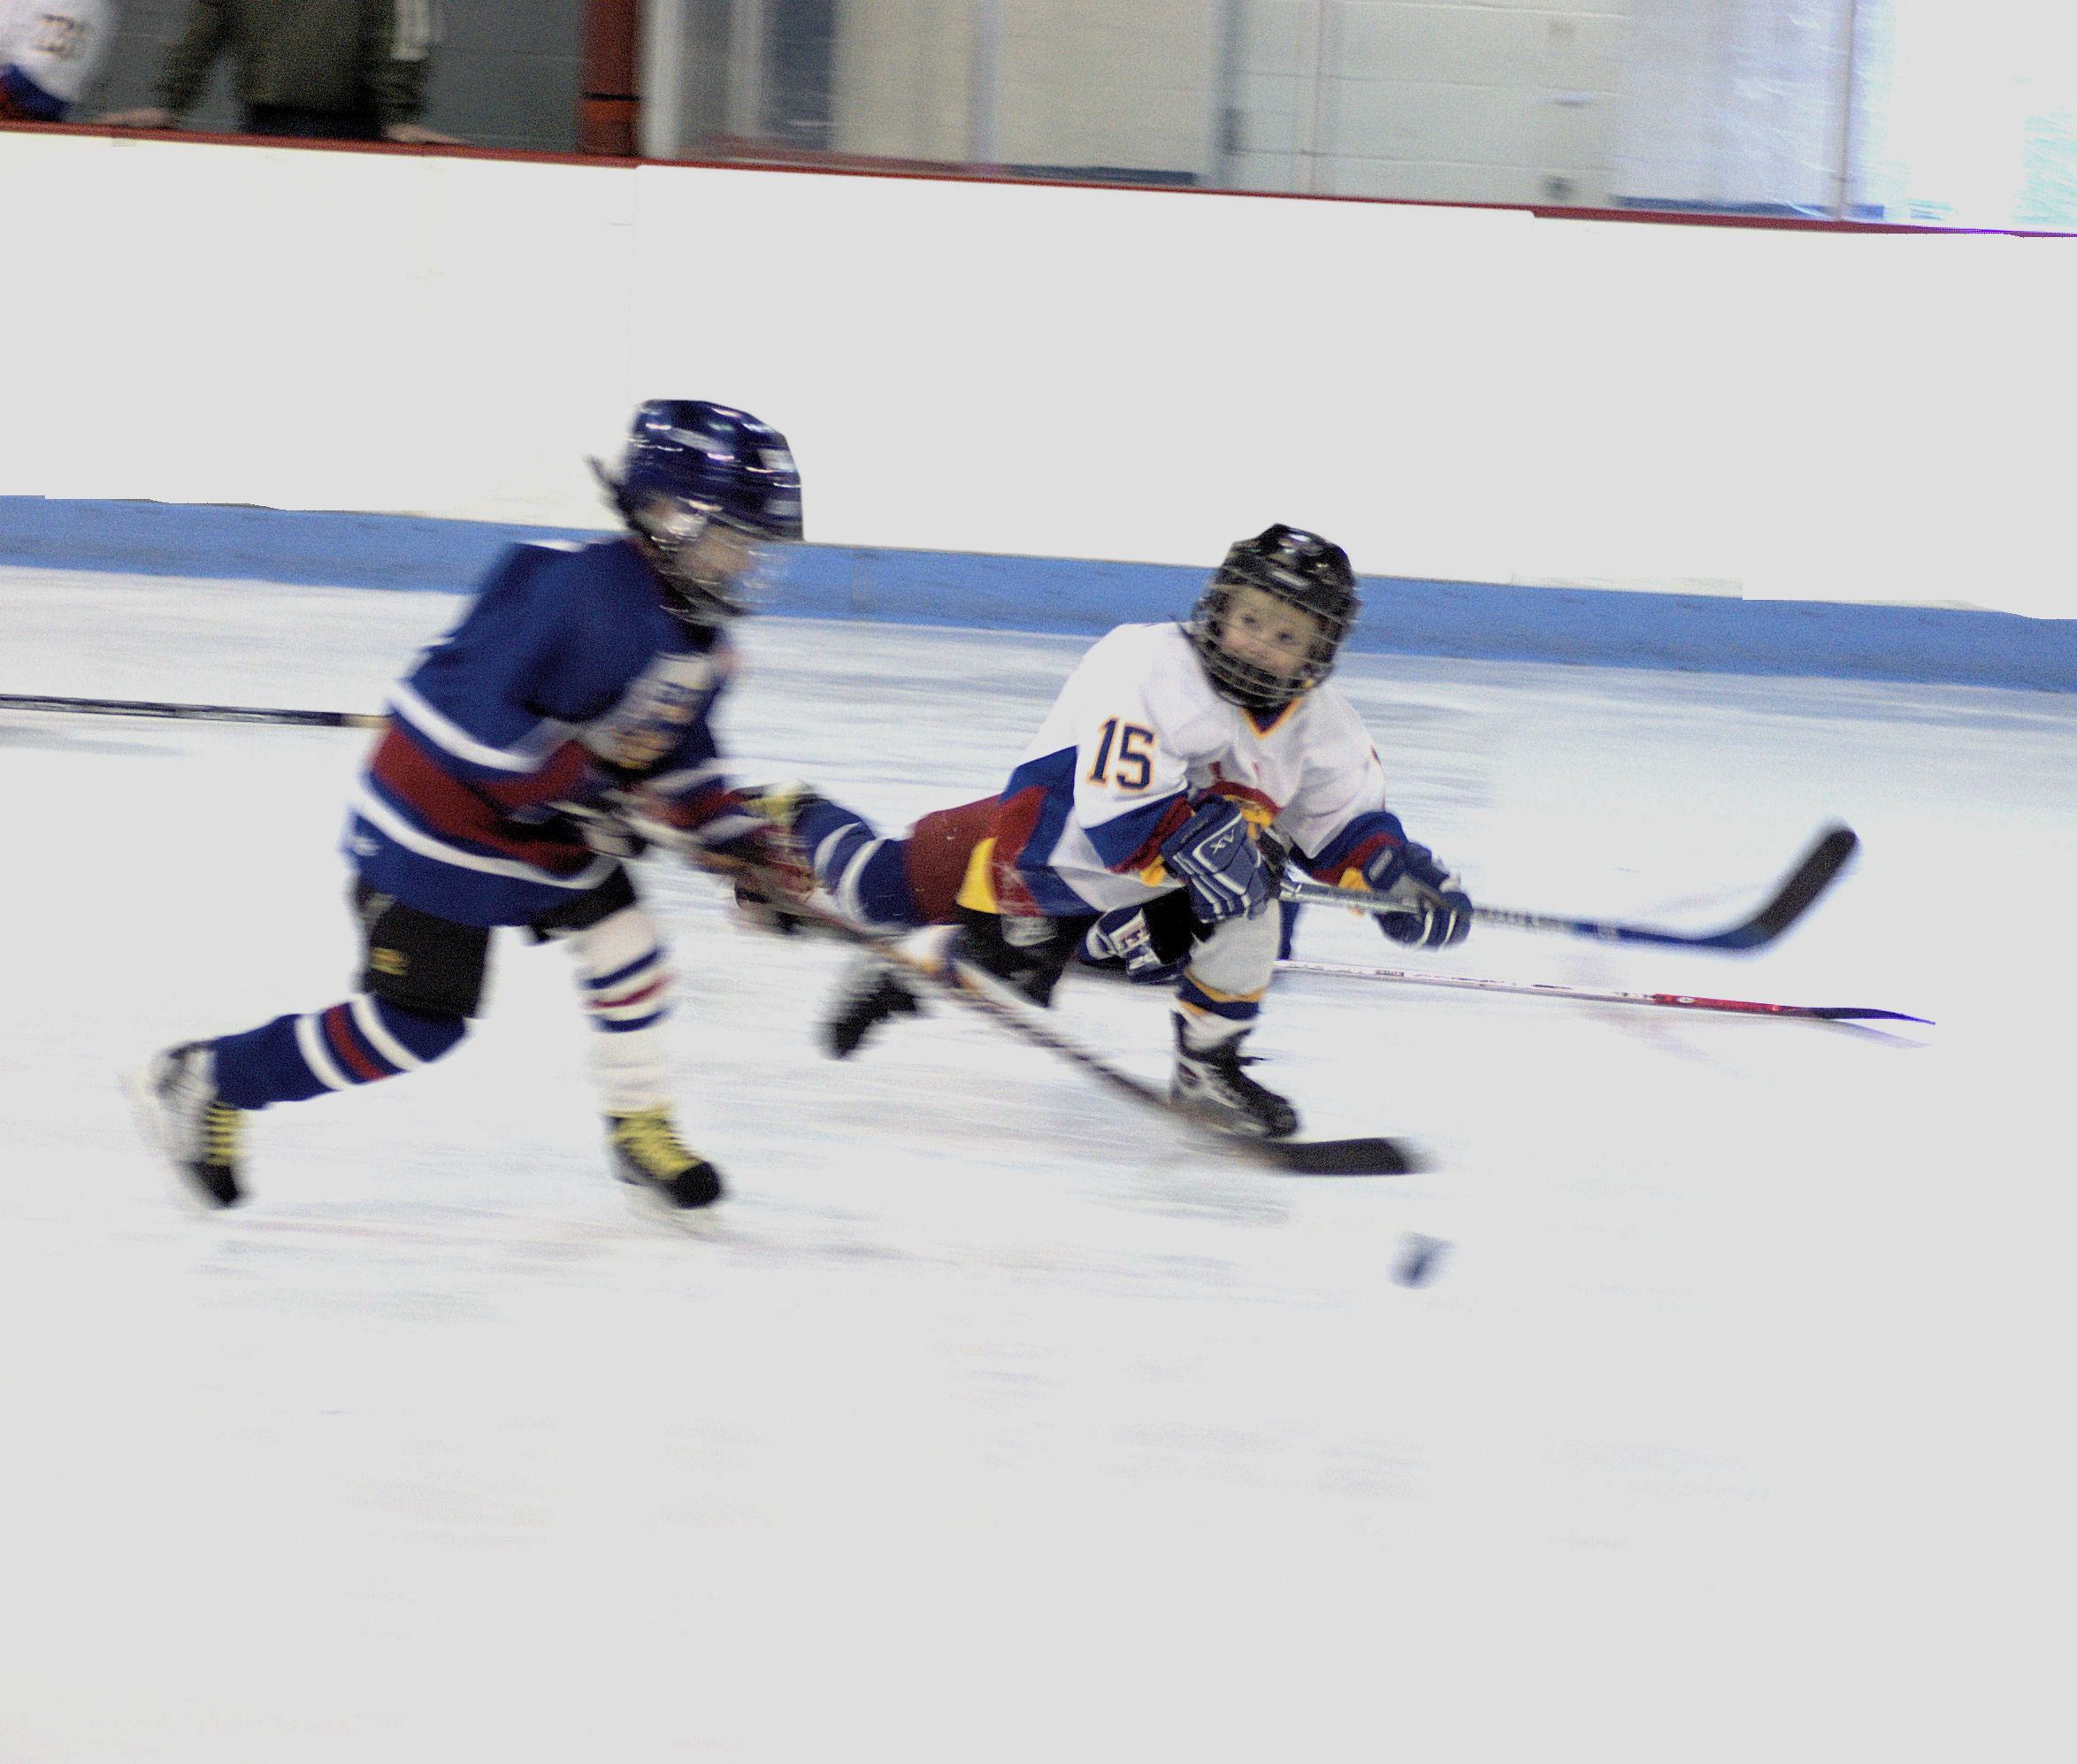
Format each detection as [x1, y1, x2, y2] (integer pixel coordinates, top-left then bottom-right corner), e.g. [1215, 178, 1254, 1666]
[14, 123, 2050, 238]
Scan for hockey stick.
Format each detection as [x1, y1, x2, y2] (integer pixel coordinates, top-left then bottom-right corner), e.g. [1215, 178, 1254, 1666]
[713, 859, 1418, 1177]
[1275, 959, 1928, 1024]
[0, 692, 384, 731]
[1280, 824, 1859, 954]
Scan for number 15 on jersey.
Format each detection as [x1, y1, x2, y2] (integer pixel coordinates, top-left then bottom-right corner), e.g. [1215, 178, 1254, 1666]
[1088, 718, 1156, 792]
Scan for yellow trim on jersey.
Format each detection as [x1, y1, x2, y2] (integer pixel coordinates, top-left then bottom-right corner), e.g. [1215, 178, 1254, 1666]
[1244, 693, 1307, 739]
[1138, 858, 1170, 887]
[956, 837, 1000, 913]
[1179, 970, 1270, 1005]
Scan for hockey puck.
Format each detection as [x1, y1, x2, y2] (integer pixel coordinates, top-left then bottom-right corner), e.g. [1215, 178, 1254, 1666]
[1395, 1234, 1448, 1286]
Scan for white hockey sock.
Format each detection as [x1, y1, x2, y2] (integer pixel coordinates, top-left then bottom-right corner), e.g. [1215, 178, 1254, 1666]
[1173, 910, 1276, 1050]
[565, 906, 674, 1115]
[1174, 1004, 1251, 1055]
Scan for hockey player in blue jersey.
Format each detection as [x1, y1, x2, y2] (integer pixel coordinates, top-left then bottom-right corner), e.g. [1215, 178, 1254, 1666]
[761, 525, 1473, 1139]
[126, 400, 806, 1218]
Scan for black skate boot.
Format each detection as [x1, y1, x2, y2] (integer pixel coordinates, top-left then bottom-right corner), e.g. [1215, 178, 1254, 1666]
[1169, 1019, 1300, 1139]
[124, 1041, 245, 1208]
[823, 952, 925, 1058]
[607, 1108, 724, 1213]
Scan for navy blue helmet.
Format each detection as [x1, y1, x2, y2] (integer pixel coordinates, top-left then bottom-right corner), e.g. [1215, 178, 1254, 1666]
[595, 400, 804, 625]
[1187, 525, 1360, 713]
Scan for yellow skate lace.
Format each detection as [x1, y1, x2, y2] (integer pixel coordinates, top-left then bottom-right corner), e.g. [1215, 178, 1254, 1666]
[202, 1101, 242, 1168]
[611, 1109, 696, 1177]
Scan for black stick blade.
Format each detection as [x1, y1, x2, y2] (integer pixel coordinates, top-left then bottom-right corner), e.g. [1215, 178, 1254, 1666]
[1717, 824, 1859, 949]
[1253, 1136, 1422, 1177]
[1282, 822, 1861, 955]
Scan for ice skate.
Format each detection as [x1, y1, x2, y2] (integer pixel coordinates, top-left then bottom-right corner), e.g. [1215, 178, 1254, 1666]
[823, 951, 925, 1057]
[124, 1041, 245, 1208]
[607, 1108, 724, 1214]
[1169, 1020, 1299, 1139]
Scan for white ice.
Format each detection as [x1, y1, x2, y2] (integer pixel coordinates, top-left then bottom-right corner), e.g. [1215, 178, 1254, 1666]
[3, 566, 2073, 1761]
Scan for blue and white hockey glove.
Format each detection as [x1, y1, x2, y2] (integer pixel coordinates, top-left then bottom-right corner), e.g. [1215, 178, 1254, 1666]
[1361, 840, 1473, 948]
[1160, 799, 1272, 925]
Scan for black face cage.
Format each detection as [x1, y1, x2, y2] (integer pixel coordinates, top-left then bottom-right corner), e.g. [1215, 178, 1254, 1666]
[1187, 577, 1353, 714]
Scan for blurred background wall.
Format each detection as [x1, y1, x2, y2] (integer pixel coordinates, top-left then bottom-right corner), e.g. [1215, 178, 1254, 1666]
[644, 0, 2077, 227]
[69, 4, 2077, 228]
[647, 0, 1631, 203]
[86, 0, 587, 152]
[6, 127, 2073, 619]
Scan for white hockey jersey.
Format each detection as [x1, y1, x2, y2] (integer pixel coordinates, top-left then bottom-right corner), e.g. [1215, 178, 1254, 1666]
[1, 0, 114, 115]
[985, 622, 1412, 916]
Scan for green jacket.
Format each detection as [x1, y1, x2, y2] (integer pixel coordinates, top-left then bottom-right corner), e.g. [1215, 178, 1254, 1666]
[156, 0, 437, 126]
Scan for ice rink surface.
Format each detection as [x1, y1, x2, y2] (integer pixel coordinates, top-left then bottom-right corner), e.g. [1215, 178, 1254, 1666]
[4, 566, 2073, 1760]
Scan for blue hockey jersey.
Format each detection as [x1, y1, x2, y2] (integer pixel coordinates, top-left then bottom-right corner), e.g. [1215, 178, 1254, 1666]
[345, 538, 746, 927]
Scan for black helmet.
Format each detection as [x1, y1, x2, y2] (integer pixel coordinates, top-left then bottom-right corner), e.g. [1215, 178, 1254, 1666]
[1186, 525, 1359, 713]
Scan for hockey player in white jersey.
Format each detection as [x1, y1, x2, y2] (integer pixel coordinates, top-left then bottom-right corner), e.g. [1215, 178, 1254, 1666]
[824, 524, 1472, 1139]
[0, 0, 113, 120]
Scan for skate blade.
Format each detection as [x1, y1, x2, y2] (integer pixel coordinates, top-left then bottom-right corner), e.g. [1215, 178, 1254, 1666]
[618, 1181, 726, 1237]
[118, 1065, 236, 1216]
[1168, 1091, 1295, 1142]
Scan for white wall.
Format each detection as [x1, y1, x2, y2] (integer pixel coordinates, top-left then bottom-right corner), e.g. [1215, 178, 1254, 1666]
[1614, 0, 1851, 212]
[5, 128, 2074, 617]
[816, 1, 1632, 202]
[832, 0, 979, 163]
[1234, 0, 1630, 204]
[993, 1, 1222, 176]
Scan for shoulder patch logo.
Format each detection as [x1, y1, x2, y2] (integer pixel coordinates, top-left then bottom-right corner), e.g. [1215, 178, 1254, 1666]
[586, 654, 716, 771]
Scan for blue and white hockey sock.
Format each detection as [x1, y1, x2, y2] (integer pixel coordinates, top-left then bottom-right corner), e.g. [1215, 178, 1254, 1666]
[793, 798, 924, 931]
[211, 997, 469, 1109]
[566, 906, 674, 1115]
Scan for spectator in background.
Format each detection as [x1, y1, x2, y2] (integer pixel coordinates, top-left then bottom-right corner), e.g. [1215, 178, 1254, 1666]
[98, 0, 457, 142]
[2, 0, 116, 120]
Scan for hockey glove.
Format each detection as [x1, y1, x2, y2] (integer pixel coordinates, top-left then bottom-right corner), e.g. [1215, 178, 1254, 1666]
[550, 786, 650, 859]
[1083, 906, 1183, 983]
[1361, 840, 1473, 948]
[648, 781, 767, 853]
[1160, 799, 1272, 925]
